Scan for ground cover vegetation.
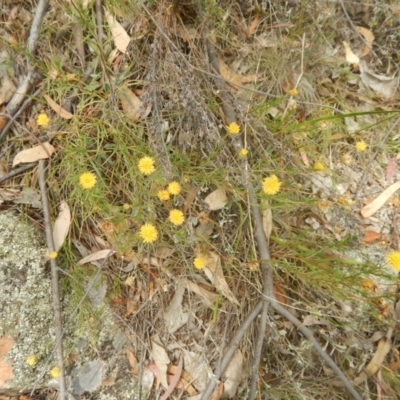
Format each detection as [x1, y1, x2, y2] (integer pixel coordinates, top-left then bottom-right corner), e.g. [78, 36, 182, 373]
[0, 0, 400, 399]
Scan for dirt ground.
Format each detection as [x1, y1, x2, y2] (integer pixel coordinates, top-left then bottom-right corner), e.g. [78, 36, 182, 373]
[0, 1, 400, 399]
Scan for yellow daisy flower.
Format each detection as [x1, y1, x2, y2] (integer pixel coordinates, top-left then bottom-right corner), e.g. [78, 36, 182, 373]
[122, 203, 130, 210]
[157, 190, 171, 201]
[386, 251, 400, 272]
[288, 88, 298, 96]
[168, 181, 182, 195]
[49, 366, 60, 378]
[169, 209, 185, 226]
[37, 113, 50, 127]
[227, 122, 240, 135]
[355, 141, 367, 152]
[138, 156, 155, 176]
[239, 148, 249, 158]
[79, 172, 97, 189]
[139, 223, 158, 243]
[262, 175, 282, 195]
[194, 257, 206, 270]
[313, 162, 325, 171]
[26, 355, 37, 367]
[48, 251, 58, 259]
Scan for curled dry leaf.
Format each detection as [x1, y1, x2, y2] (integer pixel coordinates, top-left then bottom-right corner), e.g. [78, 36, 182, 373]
[343, 41, 360, 64]
[53, 200, 71, 251]
[218, 58, 259, 89]
[361, 180, 400, 218]
[105, 10, 130, 53]
[77, 249, 115, 265]
[204, 188, 227, 211]
[12, 142, 55, 167]
[43, 94, 73, 119]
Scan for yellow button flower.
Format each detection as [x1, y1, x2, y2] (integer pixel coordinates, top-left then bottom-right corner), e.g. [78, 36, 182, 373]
[139, 223, 158, 243]
[49, 366, 60, 378]
[194, 257, 206, 270]
[356, 141, 367, 152]
[239, 148, 248, 158]
[227, 122, 240, 135]
[169, 209, 185, 226]
[37, 113, 50, 127]
[386, 251, 400, 272]
[26, 355, 37, 367]
[48, 251, 58, 259]
[288, 88, 298, 96]
[262, 175, 282, 195]
[157, 189, 171, 201]
[168, 181, 182, 195]
[138, 156, 155, 176]
[313, 162, 325, 171]
[79, 172, 97, 189]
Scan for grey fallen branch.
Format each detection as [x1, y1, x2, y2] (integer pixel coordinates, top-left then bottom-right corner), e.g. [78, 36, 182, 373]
[38, 160, 66, 400]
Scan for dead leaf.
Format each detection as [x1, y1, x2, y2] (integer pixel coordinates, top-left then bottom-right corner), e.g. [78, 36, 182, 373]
[262, 205, 273, 239]
[0, 188, 20, 204]
[359, 62, 399, 98]
[77, 249, 115, 265]
[301, 315, 330, 327]
[105, 11, 130, 53]
[184, 186, 197, 214]
[222, 349, 243, 398]
[247, 15, 260, 37]
[343, 41, 360, 64]
[363, 230, 382, 243]
[43, 94, 73, 119]
[0, 358, 13, 386]
[126, 349, 139, 376]
[53, 201, 71, 251]
[151, 336, 170, 389]
[0, 65, 16, 105]
[183, 350, 211, 392]
[355, 26, 374, 57]
[167, 365, 197, 395]
[361, 181, 400, 218]
[354, 338, 391, 385]
[218, 58, 258, 89]
[181, 278, 217, 308]
[12, 187, 41, 208]
[210, 382, 224, 400]
[118, 86, 150, 121]
[160, 356, 183, 400]
[0, 337, 13, 357]
[164, 285, 189, 334]
[12, 142, 55, 167]
[386, 156, 396, 184]
[204, 252, 239, 306]
[204, 188, 227, 211]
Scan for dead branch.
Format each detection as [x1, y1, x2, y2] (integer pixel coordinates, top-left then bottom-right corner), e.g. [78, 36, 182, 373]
[0, 163, 37, 185]
[38, 160, 66, 400]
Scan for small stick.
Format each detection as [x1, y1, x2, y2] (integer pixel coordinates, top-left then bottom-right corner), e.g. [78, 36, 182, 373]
[38, 160, 66, 400]
[0, 163, 37, 185]
[95, 0, 105, 44]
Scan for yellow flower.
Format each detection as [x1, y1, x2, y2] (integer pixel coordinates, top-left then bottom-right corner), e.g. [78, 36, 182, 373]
[288, 88, 298, 96]
[79, 172, 97, 189]
[48, 251, 58, 259]
[139, 223, 158, 243]
[356, 141, 367, 152]
[194, 257, 206, 270]
[361, 279, 378, 293]
[168, 181, 182, 195]
[37, 113, 50, 127]
[158, 190, 171, 201]
[386, 252, 400, 272]
[239, 148, 249, 158]
[262, 175, 282, 195]
[122, 203, 130, 210]
[227, 122, 240, 135]
[313, 162, 325, 171]
[138, 156, 155, 176]
[169, 209, 185, 226]
[26, 355, 37, 367]
[49, 366, 60, 378]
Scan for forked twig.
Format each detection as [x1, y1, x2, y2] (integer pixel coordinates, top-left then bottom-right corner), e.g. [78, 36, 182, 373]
[38, 160, 66, 400]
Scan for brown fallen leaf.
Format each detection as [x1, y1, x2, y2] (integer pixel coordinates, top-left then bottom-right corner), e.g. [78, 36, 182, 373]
[53, 200, 71, 251]
[355, 26, 374, 57]
[105, 10, 130, 53]
[167, 365, 197, 395]
[43, 94, 73, 119]
[361, 181, 400, 218]
[160, 356, 183, 400]
[262, 204, 273, 240]
[12, 142, 55, 167]
[126, 349, 139, 376]
[363, 230, 382, 243]
[343, 41, 360, 65]
[218, 58, 258, 89]
[77, 249, 115, 265]
[118, 86, 151, 121]
[151, 336, 170, 389]
[204, 188, 227, 211]
[247, 14, 260, 37]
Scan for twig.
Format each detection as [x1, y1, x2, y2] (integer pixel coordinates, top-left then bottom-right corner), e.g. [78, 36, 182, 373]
[95, 0, 105, 44]
[0, 163, 37, 185]
[355, 116, 400, 199]
[38, 160, 66, 400]
[200, 300, 263, 400]
[6, 0, 48, 115]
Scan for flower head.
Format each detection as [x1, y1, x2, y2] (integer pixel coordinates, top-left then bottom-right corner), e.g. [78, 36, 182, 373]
[169, 209, 185, 226]
[139, 223, 158, 244]
[48, 251, 58, 259]
[239, 148, 249, 158]
[79, 172, 97, 189]
[158, 189, 171, 201]
[49, 366, 60, 378]
[122, 203, 130, 210]
[356, 141, 367, 152]
[313, 162, 325, 171]
[37, 113, 50, 127]
[26, 355, 37, 367]
[227, 122, 240, 135]
[288, 88, 298, 96]
[194, 257, 206, 270]
[138, 156, 155, 176]
[262, 175, 282, 195]
[386, 251, 400, 272]
[168, 181, 182, 195]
